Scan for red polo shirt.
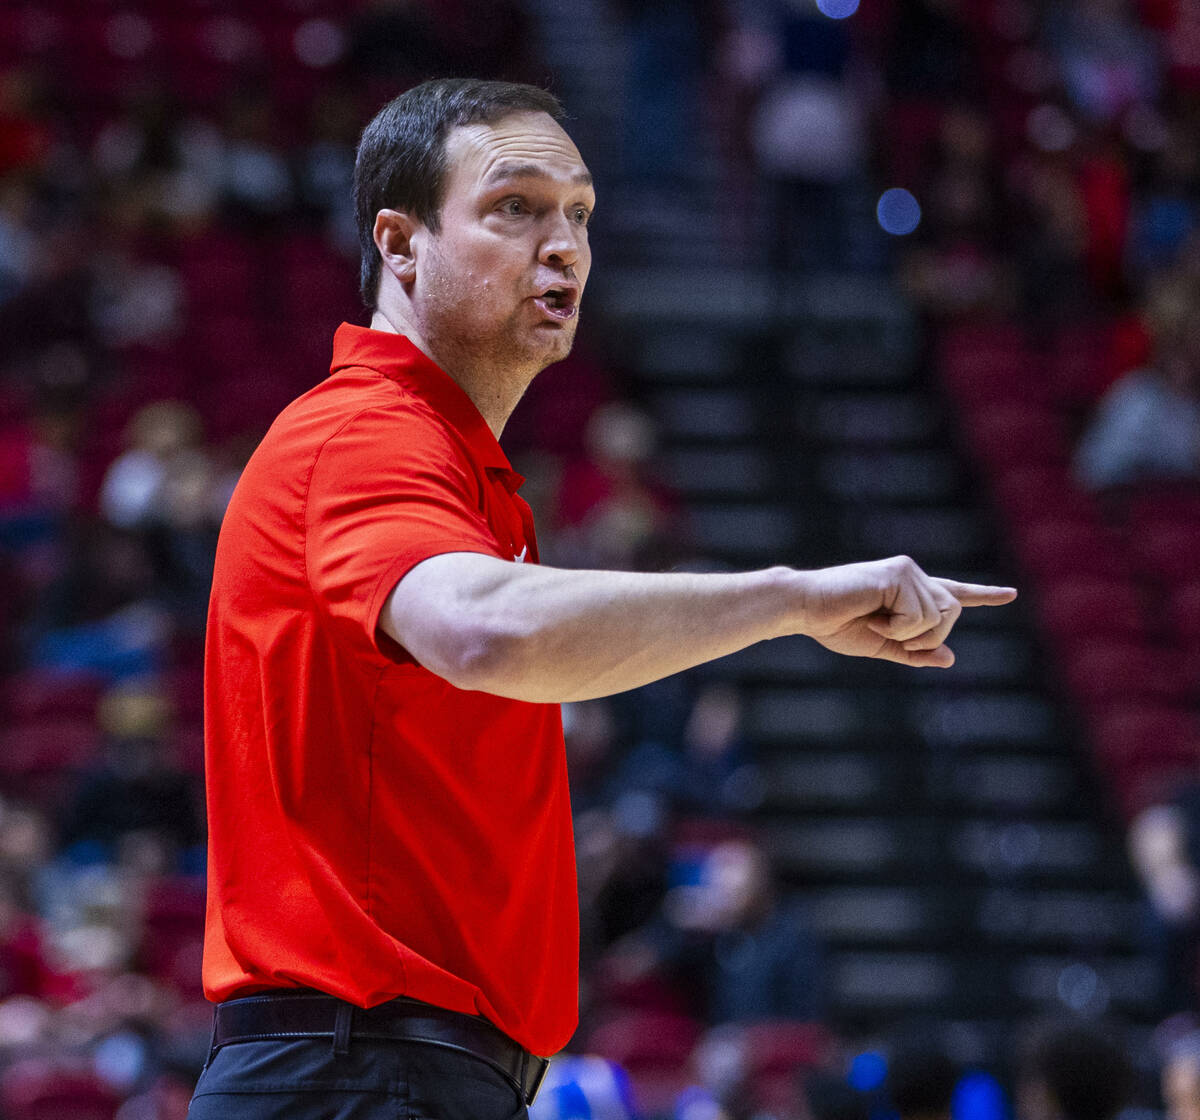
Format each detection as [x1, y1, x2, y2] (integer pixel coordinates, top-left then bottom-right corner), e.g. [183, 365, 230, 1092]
[201, 323, 579, 1057]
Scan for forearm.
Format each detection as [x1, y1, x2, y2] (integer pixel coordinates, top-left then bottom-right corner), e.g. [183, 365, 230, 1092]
[382, 551, 1016, 702]
[386, 555, 805, 703]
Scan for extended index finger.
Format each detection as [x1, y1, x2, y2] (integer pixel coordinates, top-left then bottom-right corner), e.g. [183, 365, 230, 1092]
[933, 578, 1018, 607]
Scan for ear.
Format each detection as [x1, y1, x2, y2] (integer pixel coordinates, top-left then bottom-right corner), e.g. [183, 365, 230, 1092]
[373, 209, 420, 286]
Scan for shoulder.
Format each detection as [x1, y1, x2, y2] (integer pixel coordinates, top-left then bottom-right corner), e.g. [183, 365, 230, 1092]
[312, 376, 470, 473]
[261, 369, 463, 469]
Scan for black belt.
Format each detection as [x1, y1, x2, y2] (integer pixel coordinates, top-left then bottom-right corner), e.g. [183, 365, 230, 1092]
[211, 990, 550, 1105]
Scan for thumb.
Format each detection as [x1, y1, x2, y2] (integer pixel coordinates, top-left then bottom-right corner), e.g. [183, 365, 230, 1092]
[875, 639, 956, 668]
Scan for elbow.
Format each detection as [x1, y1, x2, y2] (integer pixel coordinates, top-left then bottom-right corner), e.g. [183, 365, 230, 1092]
[437, 619, 533, 695]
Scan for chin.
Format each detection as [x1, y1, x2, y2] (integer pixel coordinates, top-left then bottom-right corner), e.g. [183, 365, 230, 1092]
[526, 327, 576, 369]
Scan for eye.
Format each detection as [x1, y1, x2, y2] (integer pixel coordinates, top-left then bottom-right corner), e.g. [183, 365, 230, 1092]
[572, 207, 591, 226]
[498, 198, 527, 217]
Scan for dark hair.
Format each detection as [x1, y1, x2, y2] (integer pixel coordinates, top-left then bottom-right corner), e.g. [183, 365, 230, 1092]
[353, 77, 565, 309]
[1020, 1021, 1133, 1120]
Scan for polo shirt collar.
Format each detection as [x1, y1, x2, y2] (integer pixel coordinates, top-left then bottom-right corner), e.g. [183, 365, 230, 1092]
[331, 322, 518, 480]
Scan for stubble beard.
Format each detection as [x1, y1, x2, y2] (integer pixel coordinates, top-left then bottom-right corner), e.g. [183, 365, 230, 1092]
[422, 276, 579, 390]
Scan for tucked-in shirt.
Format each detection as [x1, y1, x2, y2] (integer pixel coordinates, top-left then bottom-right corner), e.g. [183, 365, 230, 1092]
[201, 323, 579, 1057]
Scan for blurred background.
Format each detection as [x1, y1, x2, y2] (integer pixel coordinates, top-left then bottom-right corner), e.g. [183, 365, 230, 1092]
[1, 0, 1199, 1117]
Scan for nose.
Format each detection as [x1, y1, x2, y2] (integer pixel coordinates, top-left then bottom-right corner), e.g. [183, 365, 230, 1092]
[539, 212, 583, 271]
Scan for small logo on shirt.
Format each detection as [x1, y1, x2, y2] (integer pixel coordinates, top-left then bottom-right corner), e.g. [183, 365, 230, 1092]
[513, 546, 527, 563]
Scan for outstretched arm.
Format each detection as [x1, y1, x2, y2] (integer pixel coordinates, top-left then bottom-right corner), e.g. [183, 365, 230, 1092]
[379, 552, 1016, 704]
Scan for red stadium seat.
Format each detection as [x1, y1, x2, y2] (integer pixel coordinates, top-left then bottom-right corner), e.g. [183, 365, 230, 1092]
[1129, 517, 1200, 589]
[1035, 575, 1148, 647]
[961, 404, 1071, 470]
[1046, 322, 1113, 406]
[178, 236, 262, 318]
[1012, 516, 1131, 582]
[586, 1011, 702, 1118]
[1062, 640, 1186, 708]
[1090, 703, 1200, 762]
[140, 876, 207, 994]
[174, 723, 206, 777]
[1170, 582, 1200, 643]
[1090, 704, 1200, 819]
[937, 324, 1045, 408]
[0, 717, 102, 805]
[741, 1020, 833, 1115]
[884, 101, 946, 186]
[991, 463, 1094, 525]
[591, 968, 692, 1017]
[1125, 485, 1200, 532]
[0, 1058, 120, 1120]
[1, 669, 104, 721]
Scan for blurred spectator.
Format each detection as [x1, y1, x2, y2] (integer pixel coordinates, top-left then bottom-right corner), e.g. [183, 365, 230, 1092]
[216, 91, 293, 227]
[750, 0, 866, 272]
[0, 176, 38, 310]
[555, 401, 675, 570]
[1163, 1030, 1200, 1120]
[576, 803, 670, 969]
[615, 683, 763, 818]
[1043, 0, 1161, 126]
[90, 84, 217, 234]
[528, 1053, 638, 1120]
[98, 400, 224, 620]
[606, 839, 824, 1024]
[1129, 795, 1200, 1013]
[1014, 1020, 1133, 1120]
[100, 403, 206, 532]
[887, 1038, 959, 1120]
[296, 86, 359, 254]
[88, 245, 183, 350]
[114, 1063, 195, 1120]
[1074, 272, 1200, 489]
[1011, 156, 1095, 329]
[0, 374, 81, 541]
[1076, 136, 1132, 299]
[900, 106, 1016, 320]
[1126, 113, 1200, 281]
[61, 683, 201, 867]
[0, 69, 53, 178]
[0, 871, 51, 1001]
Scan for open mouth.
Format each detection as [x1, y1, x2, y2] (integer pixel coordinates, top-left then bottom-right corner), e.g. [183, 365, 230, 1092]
[533, 286, 578, 321]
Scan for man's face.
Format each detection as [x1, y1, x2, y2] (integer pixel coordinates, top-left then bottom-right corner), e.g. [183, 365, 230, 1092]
[411, 111, 594, 379]
[1164, 1057, 1200, 1120]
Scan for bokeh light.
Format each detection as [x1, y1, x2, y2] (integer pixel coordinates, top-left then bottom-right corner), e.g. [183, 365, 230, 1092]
[953, 1071, 1009, 1120]
[876, 188, 922, 236]
[848, 1050, 888, 1091]
[816, 0, 862, 18]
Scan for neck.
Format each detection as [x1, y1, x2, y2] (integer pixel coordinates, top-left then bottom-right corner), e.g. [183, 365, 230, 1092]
[369, 308, 529, 439]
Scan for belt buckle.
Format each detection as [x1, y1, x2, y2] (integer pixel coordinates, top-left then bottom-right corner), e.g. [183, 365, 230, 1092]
[525, 1055, 550, 1105]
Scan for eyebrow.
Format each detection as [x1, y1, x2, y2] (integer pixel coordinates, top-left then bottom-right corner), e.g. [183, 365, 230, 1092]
[482, 162, 594, 188]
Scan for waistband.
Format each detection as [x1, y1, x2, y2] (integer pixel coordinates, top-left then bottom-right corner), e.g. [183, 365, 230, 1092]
[211, 990, 550, 1106]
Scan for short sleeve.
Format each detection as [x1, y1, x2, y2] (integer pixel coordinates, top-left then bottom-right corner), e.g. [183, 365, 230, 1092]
[305, 403, 502, 658]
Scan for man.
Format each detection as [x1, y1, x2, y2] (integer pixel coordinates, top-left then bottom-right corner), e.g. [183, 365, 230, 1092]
[188, 77, 1016, 1119]
[1015, 1020, 1133, 1120]
[1163, 1032, 1200, 1120]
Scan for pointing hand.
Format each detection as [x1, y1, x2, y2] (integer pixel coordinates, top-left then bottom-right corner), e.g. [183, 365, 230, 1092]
[800, 555, 1017, 667]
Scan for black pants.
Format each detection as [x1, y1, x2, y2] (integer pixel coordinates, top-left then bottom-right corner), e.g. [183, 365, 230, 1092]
[188, 1035, 530, 1120]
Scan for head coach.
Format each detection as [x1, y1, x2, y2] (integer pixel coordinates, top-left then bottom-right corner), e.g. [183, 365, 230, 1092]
[188, 78, 1016, 1119]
